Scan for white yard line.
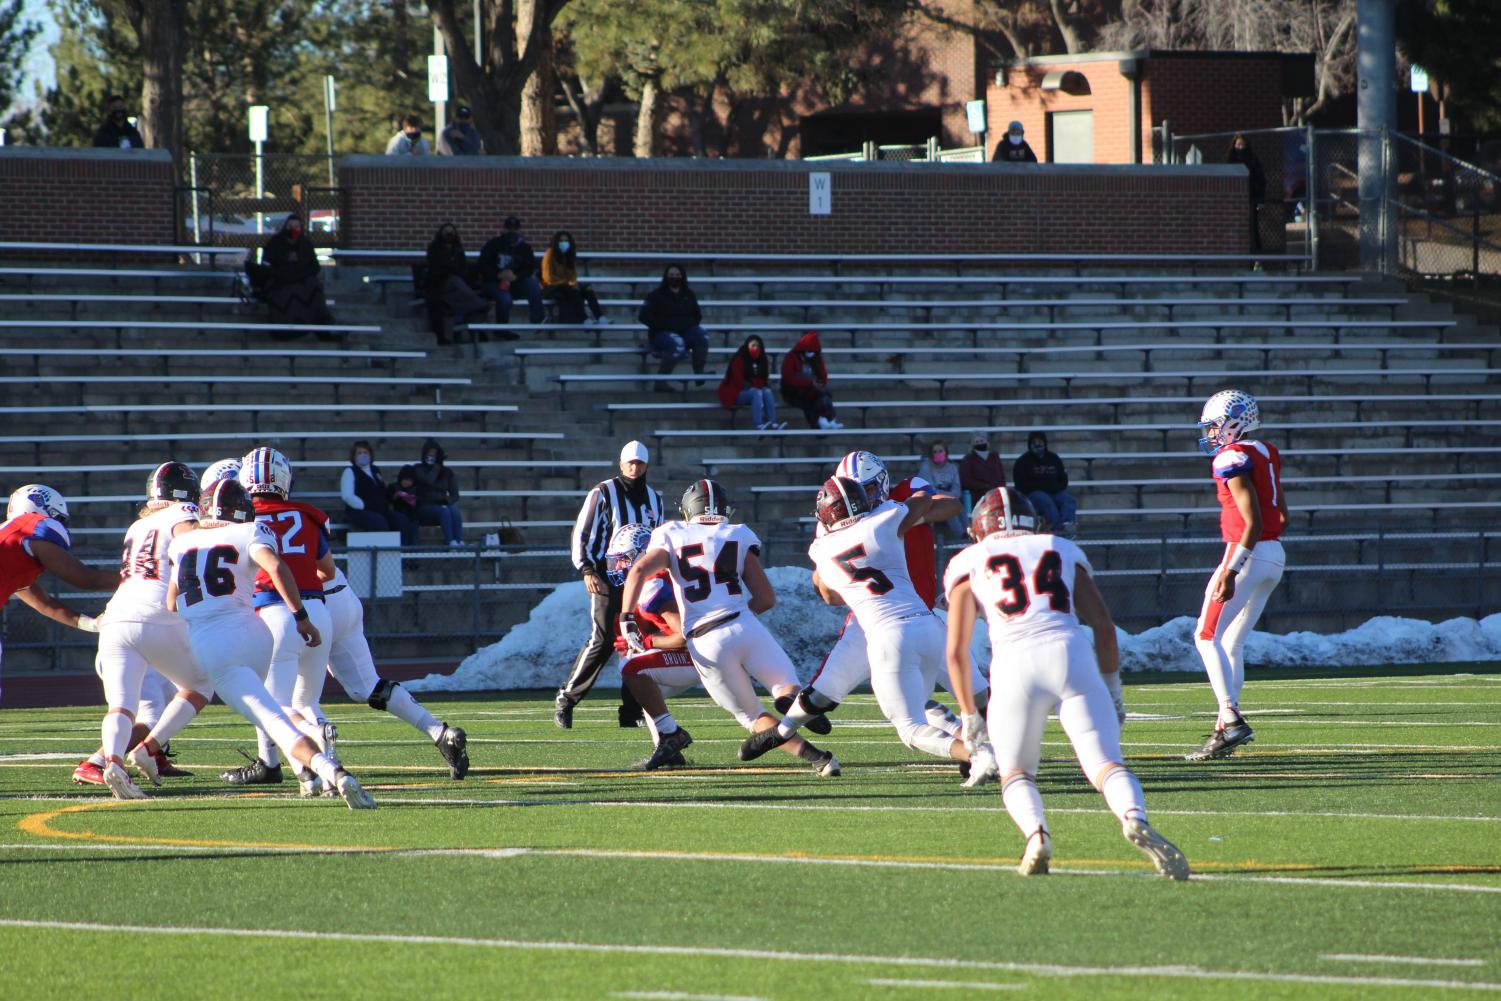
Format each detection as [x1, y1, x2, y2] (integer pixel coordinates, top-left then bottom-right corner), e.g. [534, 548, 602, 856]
[0, 918, 1496, 993]
[612, 992, 769, 1001]
[1323, 954, 1487, 968]
[867, 978, 1024, 991]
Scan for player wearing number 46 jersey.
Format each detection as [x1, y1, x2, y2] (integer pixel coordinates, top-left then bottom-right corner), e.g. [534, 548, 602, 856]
[944, 487, 1188, 879]
[620, 480, 840, 777]
[1188, 389, 1288, 761]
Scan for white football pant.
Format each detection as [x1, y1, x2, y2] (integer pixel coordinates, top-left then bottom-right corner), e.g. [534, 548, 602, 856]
[866, 613, 956, 758]
[1195, 540, 1285, 709]
[186, 614, 306, 757]
[686, 616, 799, 730]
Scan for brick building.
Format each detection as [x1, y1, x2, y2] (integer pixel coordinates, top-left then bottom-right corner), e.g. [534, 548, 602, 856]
[987, 50, 1315, 164]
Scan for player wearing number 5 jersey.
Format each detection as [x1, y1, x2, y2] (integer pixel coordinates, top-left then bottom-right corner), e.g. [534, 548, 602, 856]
[944, 487, 1188, 879]
[620, 480, 840, 777]
[1188, 389, 1288, 761]
[165, 478, 374, 809]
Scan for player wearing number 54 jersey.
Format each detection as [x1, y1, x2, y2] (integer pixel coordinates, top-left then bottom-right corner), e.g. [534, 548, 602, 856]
[620, 480, 840, 777]
[944, 487, 1188, 879]
[1188, 389, 1288, 762]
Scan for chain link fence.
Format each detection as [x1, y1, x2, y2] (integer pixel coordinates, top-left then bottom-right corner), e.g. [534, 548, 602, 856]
[179, 152, 340, 254]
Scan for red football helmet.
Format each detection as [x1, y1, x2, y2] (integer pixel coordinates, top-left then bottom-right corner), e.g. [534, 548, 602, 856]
[969, 487, 1037, 540]
[814, 475, 872, 531]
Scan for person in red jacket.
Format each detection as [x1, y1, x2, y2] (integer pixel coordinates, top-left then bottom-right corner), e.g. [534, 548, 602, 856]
[717, 335, 785, 431]
[780, 329, 842, 430]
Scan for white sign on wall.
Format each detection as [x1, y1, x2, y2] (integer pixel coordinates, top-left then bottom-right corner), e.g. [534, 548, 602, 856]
[247, 105, 269, 143]
[965, 100, 987, 134]
[428, 55, 450, 104]
[1409, 65, 1429, 94]
[809, 172, 831, 215]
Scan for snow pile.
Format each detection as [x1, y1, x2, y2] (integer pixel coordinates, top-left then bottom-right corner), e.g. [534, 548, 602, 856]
[408, 571, 1501, 692]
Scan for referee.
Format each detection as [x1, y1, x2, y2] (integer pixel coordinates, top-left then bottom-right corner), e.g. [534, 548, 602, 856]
[555, 440, 667, 728]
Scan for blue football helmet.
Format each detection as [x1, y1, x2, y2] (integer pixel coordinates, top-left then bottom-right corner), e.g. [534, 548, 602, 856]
[604, 523, 654, 588]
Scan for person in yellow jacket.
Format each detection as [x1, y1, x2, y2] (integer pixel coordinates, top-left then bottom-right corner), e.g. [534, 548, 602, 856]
[541, 230, 608, 325]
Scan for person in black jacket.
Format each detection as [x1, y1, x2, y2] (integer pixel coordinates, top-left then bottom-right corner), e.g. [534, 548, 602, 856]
[638, 263, 709, 383]
[1012, 431, 1077, 537]
[425, 223, 490, 344]
[411, 438, 464, 546]
[340, 440, 417, 545]
[992, 120, 1038, 163]
[251, 214, 335, 332]
[477, 216, 546, 325]
[1226, 133, 1267, 253]
[91, 95, 145, 148]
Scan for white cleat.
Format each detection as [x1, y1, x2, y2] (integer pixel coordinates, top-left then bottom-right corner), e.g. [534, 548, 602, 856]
[126, 744, 161, 787]
[103, 762, 148, 801]
[336, 771, 377, 810]
[319, 722, 340, 767]
[297, 771, 324, 799]
[1123, 818, 1191, 881]
[962, 743, 999, 788]
[1018, 829, 1052, 876]
[811, 752, 841, 778]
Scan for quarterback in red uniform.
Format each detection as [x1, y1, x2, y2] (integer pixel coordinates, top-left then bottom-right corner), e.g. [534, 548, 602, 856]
[1188, 389, 1289, 761]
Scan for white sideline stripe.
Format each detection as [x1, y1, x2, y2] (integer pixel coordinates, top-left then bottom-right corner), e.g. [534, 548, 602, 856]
[613, 992, 769, 1001]
[868, 979, 1024, 991]
[1323, 954, 1486, 968]
[0, 918, 1497, 993]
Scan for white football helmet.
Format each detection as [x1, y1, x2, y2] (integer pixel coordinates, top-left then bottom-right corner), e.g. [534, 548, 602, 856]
[200, 457, 242, 493]
[239, 446, 292, 499]
[7, 484, 69, 524]
[604, 523, 654, 588]
[834, 450, 890, 505]
[1198, 389, 1261, 457]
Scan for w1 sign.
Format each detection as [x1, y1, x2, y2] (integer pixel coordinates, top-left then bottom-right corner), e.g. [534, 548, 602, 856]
[809, 172, 831, 215]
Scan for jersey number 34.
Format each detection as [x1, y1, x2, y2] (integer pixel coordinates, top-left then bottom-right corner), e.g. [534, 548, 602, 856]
[986, 550, 1070, 617]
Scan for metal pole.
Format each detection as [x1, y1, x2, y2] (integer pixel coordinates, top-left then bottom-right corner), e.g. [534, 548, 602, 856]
[254, 139, 265, 236]
[1356, 0, 1396, 271]
[1306, 124, 1319, 270]
[323, 75, 336, 187]
[433, 26, 446, 140]
[189, 150, 202, 257]
[473, 0, 482, 54]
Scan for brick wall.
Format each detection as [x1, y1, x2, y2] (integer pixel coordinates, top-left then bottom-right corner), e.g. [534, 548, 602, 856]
[989, 63, 1137, 163]
[0, 148, 177, 252]
[339, 156, 1248, 255]
[1142, 56, 1287, 146]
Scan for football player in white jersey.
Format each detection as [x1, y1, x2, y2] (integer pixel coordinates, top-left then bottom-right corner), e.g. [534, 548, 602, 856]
[619, 480, 839, 777]
[165, 478, 375, 809]
[91, 462, 217, 799]
[742, 475, 999, 784]
[944, 487, 1188, 879]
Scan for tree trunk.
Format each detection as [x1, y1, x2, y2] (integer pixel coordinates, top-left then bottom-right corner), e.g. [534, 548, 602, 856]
[633, 77, 659, 158]
[520, 23, 556, 155]
[561, 73, 611, 156]
[1048, 0, 1084, 53]
[119, 0, 185, 163]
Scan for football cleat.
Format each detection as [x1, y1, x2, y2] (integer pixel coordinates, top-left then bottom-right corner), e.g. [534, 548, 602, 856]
[738, 726, 789, 762]
[436, 725, 469, 780]
[553, 691, 574, 730]
[297, 770, 324, 798]
[319, 722, 340, 767]
[335, 771, 377, 810]
[221, 752, 283, 785]
[969, 487, 1038, 542]
[810, 751, 841, 778]
[126, 744, 161, 787]
[103, 762, 148, 801]
[1018, 829, 1052, 876]
[71, 760, 105, 786]
[639, 727, 693, 771]
[962, 743, 999, 788]
[1123, 818, 1191, 880]
[155, 745, 192, 777]
[1184, 715, 1255, 761]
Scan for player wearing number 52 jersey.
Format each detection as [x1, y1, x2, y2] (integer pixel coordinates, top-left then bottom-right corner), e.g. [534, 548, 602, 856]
[1188, 389, 1288, 762]
[165, 478, 374, 809]
[621, 480, 840, 777]
[944, 487, 1188, 879]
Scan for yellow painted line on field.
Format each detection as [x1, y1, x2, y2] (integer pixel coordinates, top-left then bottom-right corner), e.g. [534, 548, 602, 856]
[16, 800, 396, 853]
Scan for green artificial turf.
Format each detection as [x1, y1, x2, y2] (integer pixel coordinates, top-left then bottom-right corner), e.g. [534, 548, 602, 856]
[1, 667, 1499, 1000]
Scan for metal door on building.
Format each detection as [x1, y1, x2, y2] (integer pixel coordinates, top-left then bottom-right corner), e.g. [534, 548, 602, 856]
[1049, 110, 1095, 164]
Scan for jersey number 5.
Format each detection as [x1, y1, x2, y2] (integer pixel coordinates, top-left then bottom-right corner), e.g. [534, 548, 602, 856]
[832, 543, 894, 595]
[986, 550, 1071, 617]
[675, 541, 742, 603]
[177, 545, 239, 607]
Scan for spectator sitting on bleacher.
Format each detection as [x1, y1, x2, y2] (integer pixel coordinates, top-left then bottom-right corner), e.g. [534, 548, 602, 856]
[254, 213, 336, 334]
[424, 223, 490, 344]
[341, 440, 418, 545]
[718, 335, 785, 431]
[411, 438, 464, 547]
[91, 95, 145, 149]
[958, 430, 1006, 507]
[780, 329, 842, 429]
[388, 467, 420, 523]
[1013, 430, 1077, 538]
[639, 263, 709, 389]
[477, 216, 546, 326]
[541, 231, 607, 325]
[916, 440, 966, 542]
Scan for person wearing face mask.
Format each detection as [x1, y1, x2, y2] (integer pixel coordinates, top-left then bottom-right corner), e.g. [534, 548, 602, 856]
[917, 441, 966, 544]
[781, 330, 842, 429]
[959, 431, 1007, 508]
[1225, 133, 1266, 255]
[92, 95, 146, 148]
[410, 438, 464, 546]
[639, 263, 711, 388]
[1013, 431, 1077, 538]
[256, 214, 335, 331]
[385, 114, 430, 156]
[340, 441, 418, 545]
[541, 230, 606, 325]
[478, 216, 546, 326]
[437, 104, 484, 156]
[424, 223, 490, 344]
[992, 120, 1038, 163]
[718, 335, 784, 431]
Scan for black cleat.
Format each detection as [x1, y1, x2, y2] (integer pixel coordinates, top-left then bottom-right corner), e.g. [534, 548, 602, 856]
[1184, 716, 1255, 761]
[436, 725, 469, 780]
[958, 759, 972, 780]
[221, 750, 283, 786]
[638, 727, 693, 771]
[809, 751, 841, 778]
[738, 726, 789, 762]
[618, 703, 645, 728]
[553, 691, 574, 729]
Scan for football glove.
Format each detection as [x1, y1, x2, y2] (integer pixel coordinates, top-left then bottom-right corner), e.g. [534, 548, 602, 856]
[1103, 671, 1125, 725]
[619, 613, 647, 655]
[75, 614, 101, 633]
[960, 711, 985, 755]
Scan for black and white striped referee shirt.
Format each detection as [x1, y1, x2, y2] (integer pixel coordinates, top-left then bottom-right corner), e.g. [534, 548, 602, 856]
[571, 476, 667, 577]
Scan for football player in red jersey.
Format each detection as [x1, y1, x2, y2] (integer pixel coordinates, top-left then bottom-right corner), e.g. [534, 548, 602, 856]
[1188, 389, 1289, 761]
[0, 485, 119, 703]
